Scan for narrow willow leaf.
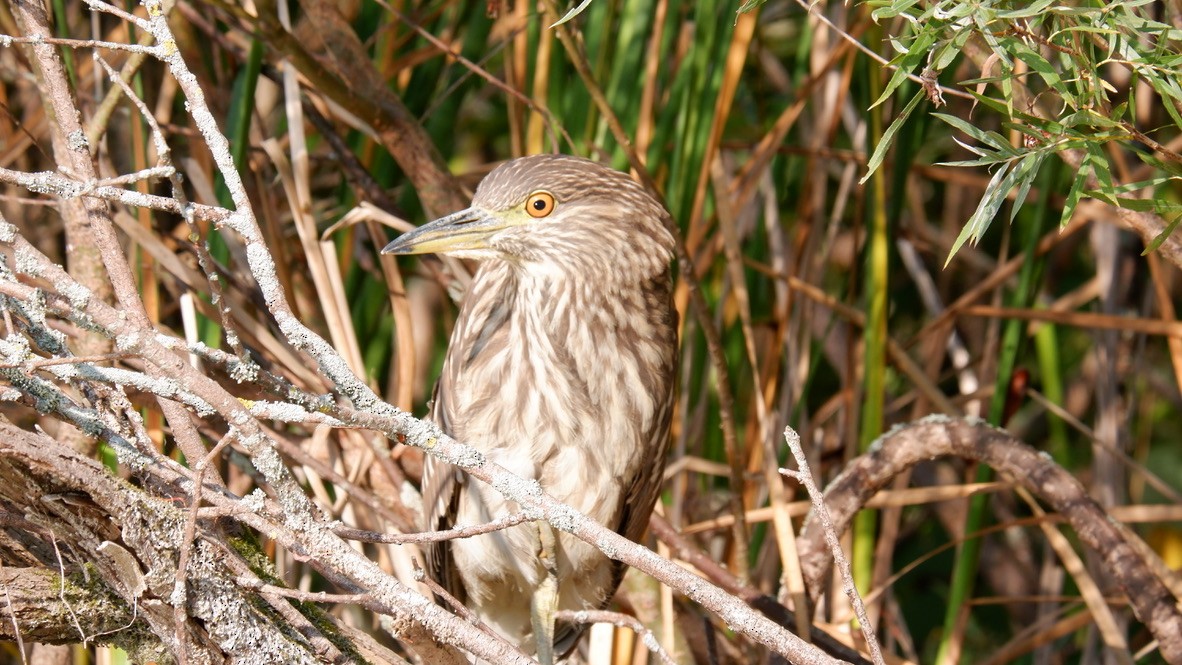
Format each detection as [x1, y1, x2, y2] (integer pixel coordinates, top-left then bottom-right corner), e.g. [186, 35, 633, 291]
[1147, 76, 1182, 129]
[1060, 160, 1091, 228]
[1058, 109, 1120, 130]
[1112, 10, 1182, 40]
[1110, 175, 1180, 194]
[946, 164, 1011, 266]
[1105, 196, 1182, 214]
[871, 0, 921, 22]
[933, 112, 1013, 153]
[1004, 121, 1055, 144]
[975, 13, 1013, 69]
[949, 136, 988, 158]
[1002, 72, 1014, 117]
[1012, 45, 1075, 107]
[1055, 24, 1120, 36]
[1112, 0, 1160, 8]
[996, 0, 1057, 19]
[941, 155, 1018, 167]
[1009, 152, 1046, 223]
[1132, 152, 1182, 178]
[936, 29, 973, 70]
[965, 90, 1011, 116]
[872, 30, 936, 108]
[860, 90, 924, 185]
[1149, 73, 1182, 103]
[1085, 142, 1117, 204]
[1145, 215, 1182, 254]
[550, 0, 596, 27]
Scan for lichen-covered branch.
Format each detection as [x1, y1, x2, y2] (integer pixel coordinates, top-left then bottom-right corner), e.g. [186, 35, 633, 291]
[0, 566, 134, 645]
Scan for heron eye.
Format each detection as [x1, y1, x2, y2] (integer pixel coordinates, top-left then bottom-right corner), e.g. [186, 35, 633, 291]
[525, 192, 556, 218]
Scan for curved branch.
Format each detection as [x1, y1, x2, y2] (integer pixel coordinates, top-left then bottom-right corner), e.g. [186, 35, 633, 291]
[797, 416, 1182, 663]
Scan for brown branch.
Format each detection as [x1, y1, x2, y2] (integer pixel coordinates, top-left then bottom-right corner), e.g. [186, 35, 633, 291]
[797, 416, 1182, 663]
[553, 609, 677, 665]
[335, 511, 535, 545]
[204, 0, 469, 218]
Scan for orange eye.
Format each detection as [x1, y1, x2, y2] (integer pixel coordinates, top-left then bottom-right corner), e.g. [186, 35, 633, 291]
[525, 192, 556, 218]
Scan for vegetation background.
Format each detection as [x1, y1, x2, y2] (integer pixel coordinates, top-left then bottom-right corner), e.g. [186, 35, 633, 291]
[0, 0, 1180, 663]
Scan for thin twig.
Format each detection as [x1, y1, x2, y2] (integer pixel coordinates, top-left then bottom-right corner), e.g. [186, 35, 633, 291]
[336, 512, 535, 545]
[554, 609, 678, 665]
[791, 0, 973, 102]
[173, 430, 237, 665]
[780, 427, 885, 665]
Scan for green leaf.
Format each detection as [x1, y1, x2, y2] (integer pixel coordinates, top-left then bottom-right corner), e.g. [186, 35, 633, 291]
[870, 0, 921, 22]
[1012, 45, 1074, 107]
[946, 150, 1051, 265]
[941, 154, 1020, 167]
[1104, 196, 1182, 214]
[965, 90, 1011, 116]
[974, 13, 1012, 69]
[550, 0, 596, 27]
[1060, 159, 1092, 228]
[1085, 142, 1116, 205]
[995, 0, 1057, 19]
[860, 90, 925, 185]
[872, 30, 936, 108]
[1146, 75, 1182, 129]
[1109, 175, 1181, 195]
[1131, 151, 1182, 179]
[1145, 215, 1182, 254]
[933, 112, 1014, 154]
[946, 164, 1011, 266]
[1058, 109, 1121, 130]
[934, 29, 972, 71]
[1009, 152, 1045, 223]
[1001, 73, 1014, 118]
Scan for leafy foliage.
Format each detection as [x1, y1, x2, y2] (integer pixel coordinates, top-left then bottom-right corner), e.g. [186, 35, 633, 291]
[856, 0, 1182, 261]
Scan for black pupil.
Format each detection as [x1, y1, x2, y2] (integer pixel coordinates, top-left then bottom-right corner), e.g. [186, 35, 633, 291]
[532, 198, 546, 210]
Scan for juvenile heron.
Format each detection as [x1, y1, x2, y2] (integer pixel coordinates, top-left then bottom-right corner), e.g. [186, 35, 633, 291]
[383, 154, 678, 661]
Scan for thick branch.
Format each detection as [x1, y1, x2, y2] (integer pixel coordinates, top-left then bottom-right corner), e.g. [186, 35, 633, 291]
[0, 567, 133, 644]
[0, 419, 353, 664]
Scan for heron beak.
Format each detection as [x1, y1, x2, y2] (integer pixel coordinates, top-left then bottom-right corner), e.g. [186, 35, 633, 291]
[381, 207, 513, 256]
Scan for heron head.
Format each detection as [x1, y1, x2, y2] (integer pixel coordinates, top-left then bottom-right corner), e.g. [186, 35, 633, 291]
[382, 154, 673, 278]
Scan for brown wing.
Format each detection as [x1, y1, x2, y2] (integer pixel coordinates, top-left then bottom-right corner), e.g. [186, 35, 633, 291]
[423, 271, 514, 607]
[610, 273, 678, 582]
[421, 380, 468, 606]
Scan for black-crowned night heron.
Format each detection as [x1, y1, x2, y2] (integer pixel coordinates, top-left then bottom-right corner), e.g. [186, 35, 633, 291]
[383, 154, 677, 661]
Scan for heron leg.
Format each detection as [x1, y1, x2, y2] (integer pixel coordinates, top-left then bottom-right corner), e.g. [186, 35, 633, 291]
[531, 521, 559, 665]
